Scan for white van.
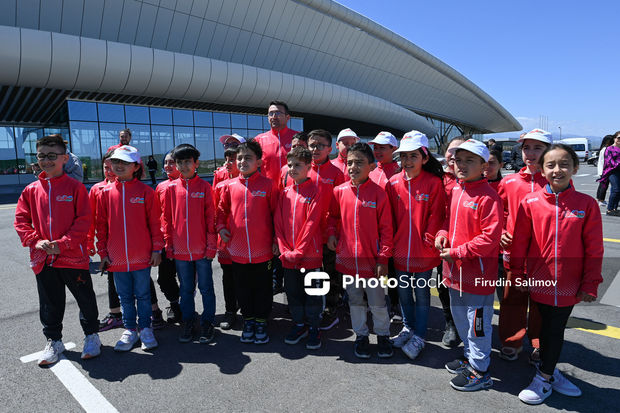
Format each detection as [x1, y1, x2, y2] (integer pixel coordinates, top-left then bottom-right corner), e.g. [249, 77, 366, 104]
[560, 138, 590, 162]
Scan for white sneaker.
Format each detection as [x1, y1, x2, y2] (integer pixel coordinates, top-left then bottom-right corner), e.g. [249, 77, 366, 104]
[549, 368, 582, 397]
[390, 326, 413, 348]
[402, 335, 425, 360]
[81, 333, 101, 359]
[519, 373, 552, 405]
[140, 327, 158, 350]
[38, 339, 65, 366]
[114, 329, 139, 352]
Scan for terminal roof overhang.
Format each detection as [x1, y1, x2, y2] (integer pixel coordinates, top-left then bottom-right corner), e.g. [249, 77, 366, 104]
[0, 0, 521, 135]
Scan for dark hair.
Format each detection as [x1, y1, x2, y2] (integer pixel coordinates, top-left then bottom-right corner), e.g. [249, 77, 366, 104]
[418, 149, 444, 179]
[286, 146, 312, 164]
[539, 144, 579, 169]
[443, 135, 468, 152]
[615, 131, 620, 138]
[224, 148, 238, 158]
[269, 100, 289, 114]
[102, 149, 115, 162]
[488, 148, 504, 180]
[601, 135, 615, 149]
[488, 139, 496, 144]
[120, 128, 132, 136]
[292, 131, 309, 143]
[37, 134, 67, 152]
[348, 142, 375, 164]
[172, 144, 200, 161]
[237, 139, 263, 159]
[308, 129, 332, 146]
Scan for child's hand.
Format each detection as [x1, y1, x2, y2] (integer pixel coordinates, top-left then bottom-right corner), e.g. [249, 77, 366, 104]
[99, 257, 111, 271]
[500, 232, 513, 249]
[150, 252, 162, 267]
[45, 241, 60, 255]
[219, 228, 231, 243]
[272, 243, 279, 256]
[435, 235, 448, 251]
[577, 291, 596, 303]
[327, 236, 338, 251]
[439, 248, 454, 264]
[375, 263, 387, 278]
[35, 239, 51, 251]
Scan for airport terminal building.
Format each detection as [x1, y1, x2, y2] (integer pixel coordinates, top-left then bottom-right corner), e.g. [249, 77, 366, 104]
[0, 0, 521, 184]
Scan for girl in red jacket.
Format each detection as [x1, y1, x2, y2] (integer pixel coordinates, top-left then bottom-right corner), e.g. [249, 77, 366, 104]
[217, 140, 278, 344]
[386, 131, 446, 360]
[511, 144, 603, 405]
[96, 146, 163, 352]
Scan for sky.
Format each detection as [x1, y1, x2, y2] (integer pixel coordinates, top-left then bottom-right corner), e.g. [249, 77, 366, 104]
[335, 0, 619, 142]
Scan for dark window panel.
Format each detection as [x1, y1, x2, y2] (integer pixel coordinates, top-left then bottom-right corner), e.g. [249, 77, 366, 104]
[68, 101, 98, 121]
[97, 103, 125, 123]
[150, 107, 173, 125]
[173, 109, 194, 126]
[125, 105, 150, 123]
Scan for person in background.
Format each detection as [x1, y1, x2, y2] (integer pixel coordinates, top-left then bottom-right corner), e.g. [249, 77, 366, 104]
[598, 131, 620, 215]
[596, 135, 614, 206]
[147, 156, 158, 186]
[331, 128, 359, 181]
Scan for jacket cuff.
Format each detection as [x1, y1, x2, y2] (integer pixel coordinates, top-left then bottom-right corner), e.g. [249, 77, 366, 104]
[436, 229, 448, 239]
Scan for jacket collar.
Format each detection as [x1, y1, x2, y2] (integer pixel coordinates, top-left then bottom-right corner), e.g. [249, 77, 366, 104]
[38, 171, 67, 184]
[348, 177, 372, 190]
[542, 182, 575, 199]
[400, 169, 425, 183]
[270, 126, 290, 136]
[518, 166, 543, 181]
[238, 171, 261, 184]
[114, 177, 139, 188]
[179, 174, 200, 187]
[456, 177, 489, 189]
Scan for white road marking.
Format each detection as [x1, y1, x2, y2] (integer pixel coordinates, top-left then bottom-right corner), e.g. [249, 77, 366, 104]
[575, 174, 591, 177]
[21, 344, 119, 413]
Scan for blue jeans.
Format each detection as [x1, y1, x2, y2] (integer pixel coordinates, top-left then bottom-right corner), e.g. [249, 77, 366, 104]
[176, 258, 215, 325]
[114, 267, 152, 330]
[608, 169, 620, 211]
[397, 270, 432, 338]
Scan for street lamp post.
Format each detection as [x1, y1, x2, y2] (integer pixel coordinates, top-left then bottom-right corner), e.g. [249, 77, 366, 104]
[558, 126, 562, 140]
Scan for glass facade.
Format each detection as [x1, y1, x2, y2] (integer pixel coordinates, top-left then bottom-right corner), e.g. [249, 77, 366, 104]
[0, 101, 303, 182]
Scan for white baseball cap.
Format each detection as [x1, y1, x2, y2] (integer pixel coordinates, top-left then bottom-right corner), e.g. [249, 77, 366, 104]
[110, 145, 141, 163]
[448, 139, 490, 162]
[518, 129, 552, 144]
[394, 130, 429, 154]
[337, 128, 359, 142]
[369, 131, 398, 147]
[219, 133, 246, 145]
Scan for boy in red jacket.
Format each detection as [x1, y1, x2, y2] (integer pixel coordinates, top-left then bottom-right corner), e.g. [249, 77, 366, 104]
[327, 143, 393, 359]
[498, 129, 551, 363]
[435, 139, 502, 391]
[217, 140, 278, 344]
[331, 128, 359, 181]
[14, 134, 100, 366]
[275, 147, 325, 349]
[163, 144, 217, 344]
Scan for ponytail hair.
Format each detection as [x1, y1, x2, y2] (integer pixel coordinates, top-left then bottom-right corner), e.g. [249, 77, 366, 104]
[420, 148, 444, 179]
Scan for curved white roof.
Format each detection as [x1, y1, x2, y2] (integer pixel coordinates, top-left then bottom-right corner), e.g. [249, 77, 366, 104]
[0, 0, 521, 134]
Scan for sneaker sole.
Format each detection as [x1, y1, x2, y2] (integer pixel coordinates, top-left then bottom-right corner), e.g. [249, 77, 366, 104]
[114, 343, 138, 352]
[445, 363, 468, 374]
[306, 342, 322, 350]
[240, 336, 255, 343]
[254, 337, 270, 344]
[178, 336, 193, 343]
[354, 351, 371, 359]
[81, 352, 101, 360]
[450, 379, 493, 392]
[99, 322, 123, 332]
[141, 343, 158, 350]
[319, 318, 339, 331]
[519, 394, 549, 405]
[199, 336, 215, 344]
[377, 352, 394, 358]
[402, 349, 421, 360]
[284, 331, 309, 345]
[219, 323, 232, 330]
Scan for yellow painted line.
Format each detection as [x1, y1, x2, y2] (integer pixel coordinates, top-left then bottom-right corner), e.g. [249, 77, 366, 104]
[604, 238, 620, 243]
[429, 288, 619, 339]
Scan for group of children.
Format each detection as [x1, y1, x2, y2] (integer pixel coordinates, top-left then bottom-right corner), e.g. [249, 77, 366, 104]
[14, 126, 603, 405]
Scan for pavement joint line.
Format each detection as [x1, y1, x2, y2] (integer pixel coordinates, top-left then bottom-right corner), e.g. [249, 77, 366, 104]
[20, 344, 119, 413]
[429, 289, 620, 340]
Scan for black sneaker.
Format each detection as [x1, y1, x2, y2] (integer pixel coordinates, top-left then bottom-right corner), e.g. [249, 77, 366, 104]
[219, 312, 237, 330]
[377, 335, 394, 358]
[151, 309, 165, 330]
[284, 324, 309, 345]
[199, 322, 215, 344]
[166, 302, 182, 324]
[240, 320, 255, 343]
[442, 320, 461, 347]
[445, 358, 470, 374]
[450, 366, 493, 391]
[179, 320, 194, 343]
[306, 327, 322, 350]
[354, 335, 371, 359]
[254, 321, 269, 344]
[319, 308, 340, 331]
[390, 305, 403, 324]
[99, 313, 123, 332]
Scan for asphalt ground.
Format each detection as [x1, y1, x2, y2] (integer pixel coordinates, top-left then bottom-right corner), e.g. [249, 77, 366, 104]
[1, 164, 618, 412]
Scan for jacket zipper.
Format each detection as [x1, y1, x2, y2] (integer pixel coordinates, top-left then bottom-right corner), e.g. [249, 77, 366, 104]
[122, 182, 129, 272]
[554, 193, 559, 306]
[185, 178, 193, 261]
[244, 179, 252, 263]
[406, 180, 412, 273]
[353, 186, 359, 276]
[48, 180, 55, 266]
[450, 183, 466, 278]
